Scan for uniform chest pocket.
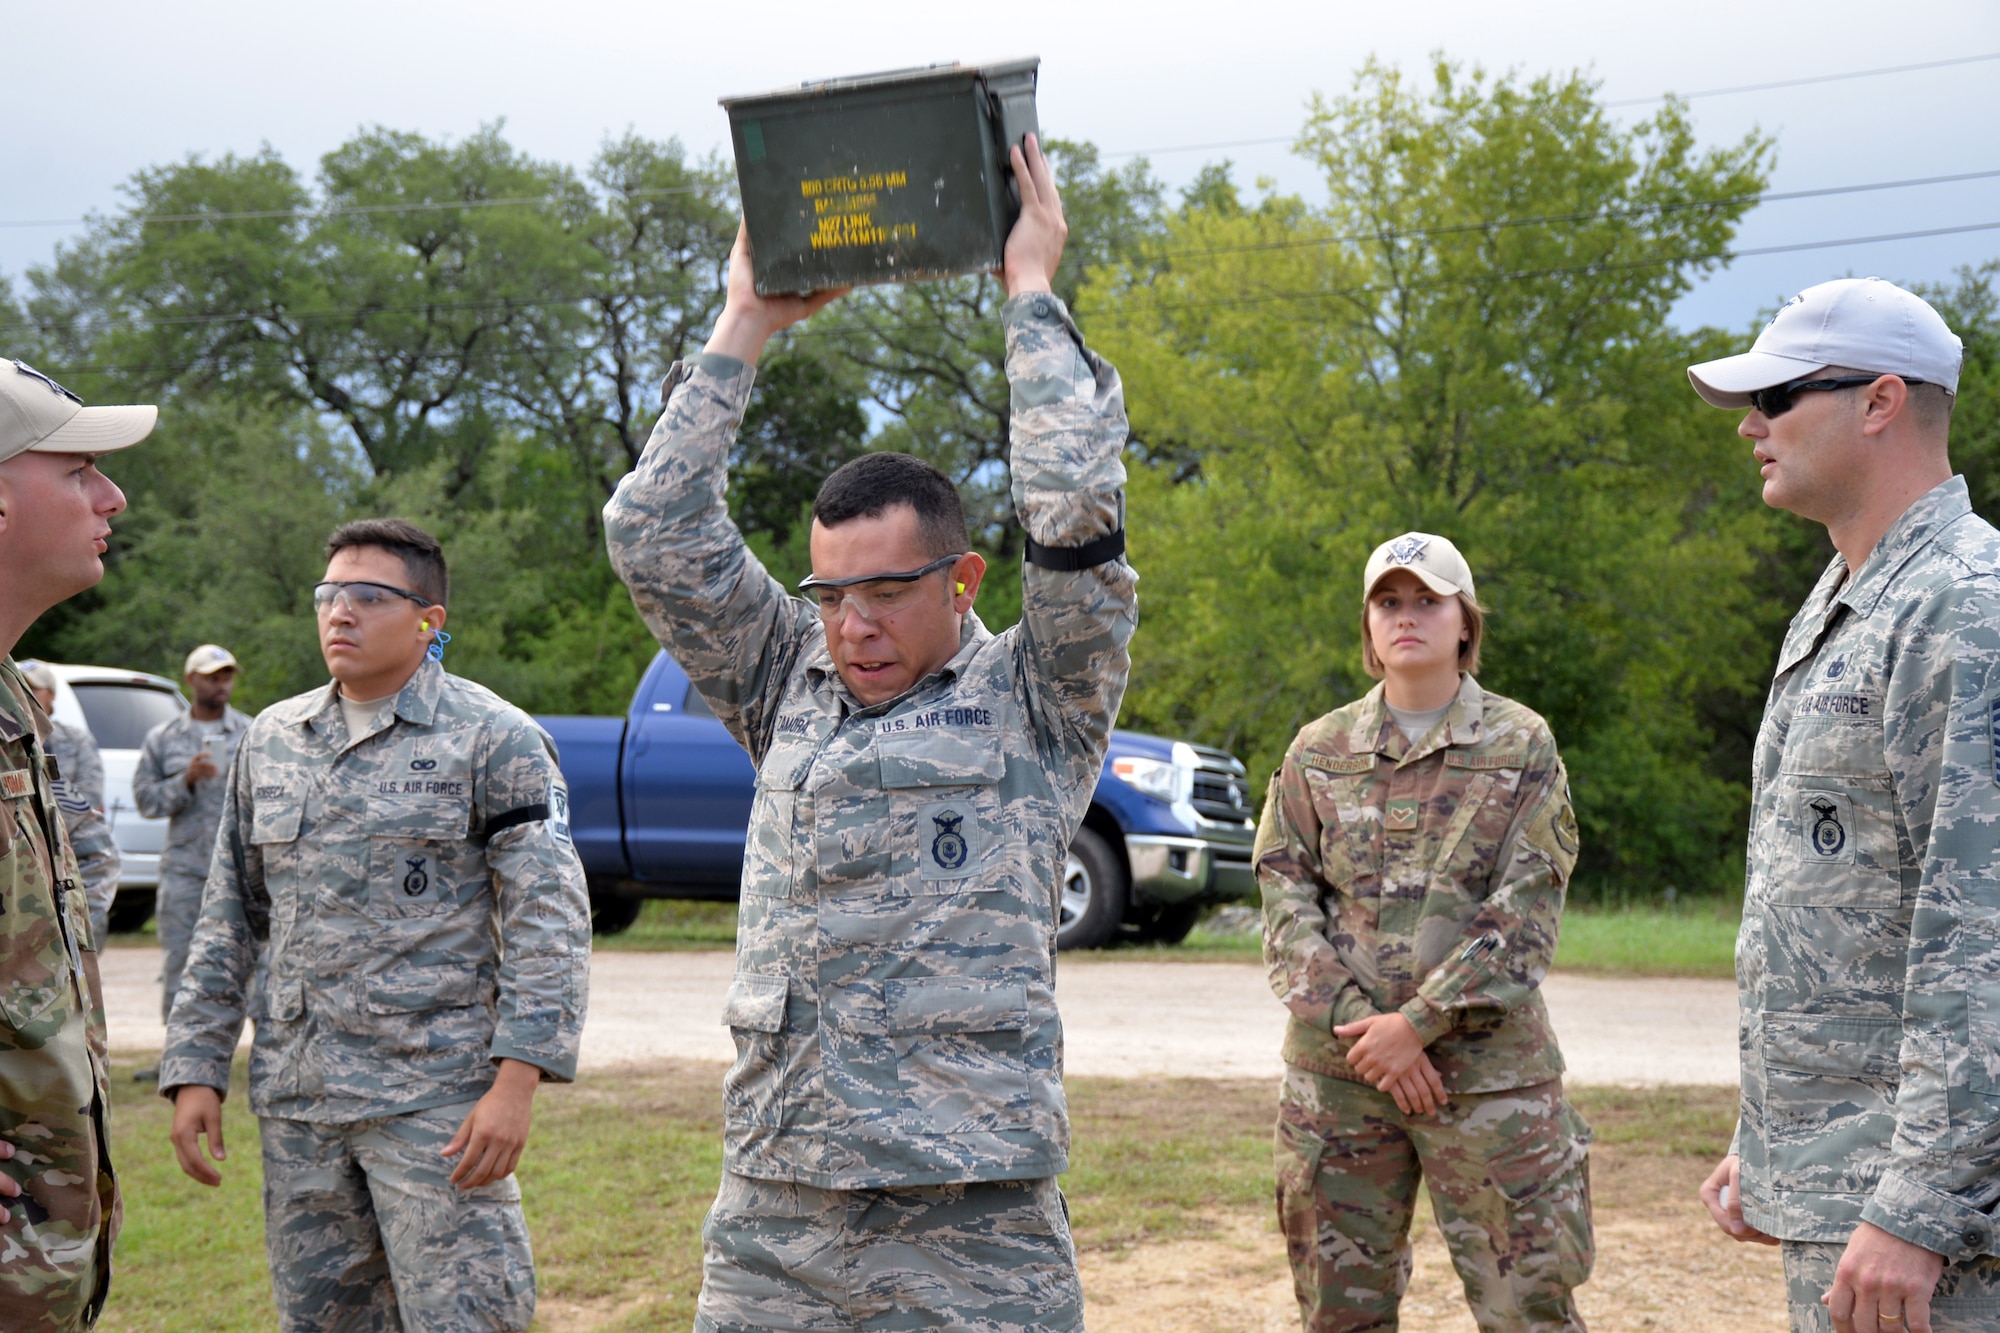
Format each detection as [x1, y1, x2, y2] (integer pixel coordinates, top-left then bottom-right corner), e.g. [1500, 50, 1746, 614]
[879, 734, 1005, 890]
[1303, 769, 1377, 893]
[745, 737, 818, 898]
[0, 805, 77, 1036]
[365, 789, 472, 918]
[1772, 718, 1901, 909]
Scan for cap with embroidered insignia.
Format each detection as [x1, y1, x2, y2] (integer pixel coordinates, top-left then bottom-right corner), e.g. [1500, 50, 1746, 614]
[0, 359, 157, 465]
[1363, 531, 1477, 604]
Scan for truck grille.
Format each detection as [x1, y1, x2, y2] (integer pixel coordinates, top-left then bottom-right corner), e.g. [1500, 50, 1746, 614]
[1187, 744, 1254, 827]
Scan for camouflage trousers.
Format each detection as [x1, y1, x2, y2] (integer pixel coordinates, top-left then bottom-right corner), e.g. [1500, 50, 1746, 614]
[693, 1171, 1083, 1332]
[1783, 1240, 2000, 1332]
[154, 870, 205, 1024]
[1275, 1065, 1594, 1333]
[259, 1102, 535, 1333]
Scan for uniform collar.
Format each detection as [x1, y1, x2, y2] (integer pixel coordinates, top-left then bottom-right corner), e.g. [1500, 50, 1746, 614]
[301, 658, 445, 744]
[1349, 673, 1484, 764]
[805, 610, 993, 714]
[1777, 476, 1972, 676]
[0, 659, 36, 745]
[171, 703, 250, 737]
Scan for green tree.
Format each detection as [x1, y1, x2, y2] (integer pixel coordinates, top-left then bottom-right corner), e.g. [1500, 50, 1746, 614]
[1086, 59, 1779, 896]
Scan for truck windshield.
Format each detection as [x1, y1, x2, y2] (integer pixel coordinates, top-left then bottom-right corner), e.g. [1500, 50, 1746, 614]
[71, 683, 187, 750]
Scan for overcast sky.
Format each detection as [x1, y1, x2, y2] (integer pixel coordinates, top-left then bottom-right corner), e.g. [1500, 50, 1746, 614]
[4, 0, 1996, 335]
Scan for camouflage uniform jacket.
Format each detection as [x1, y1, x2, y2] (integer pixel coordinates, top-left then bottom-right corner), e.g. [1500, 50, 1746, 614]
[132, 706, 251, 879]
[0, 660, 119, 1330]
[603, 293, 1136, 1189]
[1735, 476, 2000, 1261]
[44, 721, 119, 936]
[1256, 674, 1580, 1094]
[158, 661, 591, 1123]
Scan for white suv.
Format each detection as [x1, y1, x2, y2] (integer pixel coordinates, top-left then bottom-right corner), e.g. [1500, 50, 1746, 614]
[33, 662, 188, 931]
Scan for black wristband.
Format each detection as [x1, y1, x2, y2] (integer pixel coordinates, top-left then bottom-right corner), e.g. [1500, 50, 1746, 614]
[1024, 529, 1126, 571]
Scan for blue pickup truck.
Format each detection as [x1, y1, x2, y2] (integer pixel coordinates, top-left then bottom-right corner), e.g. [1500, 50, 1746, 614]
[536, 649, 1258, 949]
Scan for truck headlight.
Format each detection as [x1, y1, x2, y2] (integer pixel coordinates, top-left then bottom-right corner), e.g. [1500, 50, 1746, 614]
[1112, 755, 1193, 804]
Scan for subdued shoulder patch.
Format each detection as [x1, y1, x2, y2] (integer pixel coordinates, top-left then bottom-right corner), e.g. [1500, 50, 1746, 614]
[1446, 751, 1528, 771]
[1298, 752, 1376, 774]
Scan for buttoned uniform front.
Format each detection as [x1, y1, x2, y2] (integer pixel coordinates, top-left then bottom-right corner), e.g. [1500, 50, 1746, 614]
[158, 661, 591, 1333]
[1257, 673, 1592, 1332]
[133, 706, 249, 1019]
[43, 720, 119, 946]
[1734, 476, 2000, 1284]
[0, 661, 120, 1332]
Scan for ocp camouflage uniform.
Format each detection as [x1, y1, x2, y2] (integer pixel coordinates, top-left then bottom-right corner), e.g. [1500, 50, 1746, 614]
[605, 291, 1134, 1332]
[1258, 673, 1591, 1332]
[43, 720, 119, 947]
[160, 660, 591, 1333]
[0, 660, 119, 1331]
[133, 704, 249, 1020]
[1735, 476, 2000, 1328]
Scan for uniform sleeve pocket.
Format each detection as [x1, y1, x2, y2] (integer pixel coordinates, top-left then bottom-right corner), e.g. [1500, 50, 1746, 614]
[720, 972, 788, 1033]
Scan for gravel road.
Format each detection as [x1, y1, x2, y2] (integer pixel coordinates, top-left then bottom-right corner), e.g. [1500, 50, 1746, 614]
[101, 946, 1738, 1086]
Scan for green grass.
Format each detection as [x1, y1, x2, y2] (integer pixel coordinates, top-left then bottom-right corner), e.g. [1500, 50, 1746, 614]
[1553, 903, 1741, 978]
[589, 898, 740, 952]
[95, 1061, 1739, 1329]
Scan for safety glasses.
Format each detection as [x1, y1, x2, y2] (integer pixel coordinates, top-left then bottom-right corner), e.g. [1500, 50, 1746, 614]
[1748, 374, 1925, 419]
[312, 580, 435, 617]
[797, 553, 965, 625]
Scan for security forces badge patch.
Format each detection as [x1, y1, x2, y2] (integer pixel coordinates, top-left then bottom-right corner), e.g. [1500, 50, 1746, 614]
[1799, 790, 1854, 863]
[916, 800, 986, 882]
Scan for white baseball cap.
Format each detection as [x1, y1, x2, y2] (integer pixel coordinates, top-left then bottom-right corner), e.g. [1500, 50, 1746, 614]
[1363, 532, 1476, 604]
[1687, 277, 1963, 409]
[184, 644, 240, 677]
[0, 359, 157, 465]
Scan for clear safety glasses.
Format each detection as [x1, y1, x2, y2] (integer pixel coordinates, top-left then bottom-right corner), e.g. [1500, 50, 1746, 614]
[797, 553, 965, 625]
[312, 580, 435, 617]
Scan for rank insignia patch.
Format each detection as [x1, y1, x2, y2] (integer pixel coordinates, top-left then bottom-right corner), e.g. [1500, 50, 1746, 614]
[1386, 797, 1420, 831]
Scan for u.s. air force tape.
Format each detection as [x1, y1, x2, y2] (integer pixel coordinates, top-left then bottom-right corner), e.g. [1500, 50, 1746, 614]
[1024, 529, 1126, 571]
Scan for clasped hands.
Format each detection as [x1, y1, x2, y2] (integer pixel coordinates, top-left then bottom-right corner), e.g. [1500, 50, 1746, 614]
[1333, 1011, 1447, 1115]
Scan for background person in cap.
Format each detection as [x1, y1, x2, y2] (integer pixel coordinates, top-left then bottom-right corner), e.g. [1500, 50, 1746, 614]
[163, 518, 591, 1333]
[0, 358, 154, 1328]
[18, 660, 121, 949]
[1686, 278, 1993, 1333]
[1257, 531, 1590, 1333]
[131, 644, 249, 1064]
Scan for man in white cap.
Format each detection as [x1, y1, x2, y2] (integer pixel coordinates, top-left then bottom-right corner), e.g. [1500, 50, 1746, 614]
[0, 357, 154, 1328]
[133, 644, 249, 1043]
[1688, 279, 1998, 1333]
[17, 660, 121, 947]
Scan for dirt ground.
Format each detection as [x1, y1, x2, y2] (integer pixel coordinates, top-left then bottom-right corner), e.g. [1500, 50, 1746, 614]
[1080, 1147, 1786, 1333]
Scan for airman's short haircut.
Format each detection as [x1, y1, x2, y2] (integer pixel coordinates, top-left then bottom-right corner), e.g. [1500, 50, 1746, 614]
[811, 453, 970, 560]
[325, 518, 449, 606]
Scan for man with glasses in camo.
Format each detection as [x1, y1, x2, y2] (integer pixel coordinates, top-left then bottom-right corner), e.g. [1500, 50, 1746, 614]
[606, 136, 1133, 1332]
[161, 518, 590, 1333]
[1688, 278, 1997, 1333]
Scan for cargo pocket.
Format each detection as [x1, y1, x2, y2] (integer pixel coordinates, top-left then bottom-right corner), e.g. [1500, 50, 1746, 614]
[1961, 917, 2000, 1096]
[363, 968, 489, 1086]
[366, 793, 471, 917]
[1474, 1096, 1595, 1292]
[879, 734, 1005, 892]
[1761, 1011, 1900, 1194]
[720, 972, 788, 1127]
[886, 976, 1030, 1133]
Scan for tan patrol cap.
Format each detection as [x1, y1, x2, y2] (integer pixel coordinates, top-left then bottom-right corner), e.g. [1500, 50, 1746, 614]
[0, 360, 157, 465]
[184, 644, 239, 677]
[17, 660, 58, 694]
[1363, 532, 1476, 604]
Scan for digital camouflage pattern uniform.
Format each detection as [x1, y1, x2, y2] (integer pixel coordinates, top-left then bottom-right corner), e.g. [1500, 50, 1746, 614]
[1735, 476, 2000, 1329]
[1258, 673, 1591, 1332]
[604, 291, 1134, 1333]
[159, 660, 591, 1333]
[0, 660, 119, 1331]
[132, 704, 249, 1020]
[43, 719, 119, 947]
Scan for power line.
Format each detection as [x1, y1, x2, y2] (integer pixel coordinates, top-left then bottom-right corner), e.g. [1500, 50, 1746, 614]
[1604, 51, 2000, 108]
[36, 215, 2000, 380]
[8, 166, 1992, 340]
[0, 183, 716, 232]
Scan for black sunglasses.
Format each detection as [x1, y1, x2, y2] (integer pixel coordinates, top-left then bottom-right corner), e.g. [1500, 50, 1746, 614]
[1748, 374, 1925, 419]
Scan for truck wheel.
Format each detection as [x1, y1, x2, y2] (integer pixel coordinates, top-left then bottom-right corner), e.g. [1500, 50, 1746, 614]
[106, 889, 156, 935]
[1133, 901, 1202, 945]
[1058, 827, 1127, 951]
[590, 887, 644, 936]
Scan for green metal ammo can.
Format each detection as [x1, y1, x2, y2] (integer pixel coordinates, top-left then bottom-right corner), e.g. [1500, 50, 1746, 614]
[720, 58, 1040, 295]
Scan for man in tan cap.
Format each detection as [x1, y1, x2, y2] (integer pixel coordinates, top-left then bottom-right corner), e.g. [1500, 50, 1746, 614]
[0, 356, 154, 1329]
[17, 660, 121, 946]
[133, 645, 249, 1044]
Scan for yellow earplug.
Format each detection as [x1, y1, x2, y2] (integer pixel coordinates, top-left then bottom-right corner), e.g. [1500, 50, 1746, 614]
[955, 582, 967, 594]
[421, 621, 430, 631]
